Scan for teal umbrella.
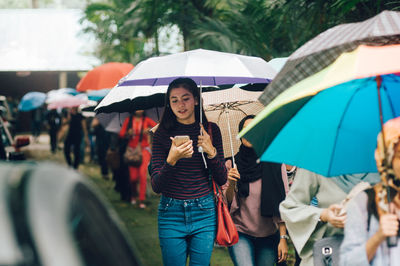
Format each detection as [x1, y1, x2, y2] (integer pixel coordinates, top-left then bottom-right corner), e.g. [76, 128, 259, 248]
[239, 44, 400, 177]
[18, 92, 46, 112]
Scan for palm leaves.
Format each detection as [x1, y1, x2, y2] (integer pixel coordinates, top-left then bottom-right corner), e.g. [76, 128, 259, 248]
[81, 0, 400, 63]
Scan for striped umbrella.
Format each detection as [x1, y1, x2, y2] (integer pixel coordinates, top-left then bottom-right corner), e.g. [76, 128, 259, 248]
[259, 10, 400, 106]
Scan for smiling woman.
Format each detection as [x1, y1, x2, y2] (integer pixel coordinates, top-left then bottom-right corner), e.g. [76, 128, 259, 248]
[150, 77, 227, 266]
[169, 87, 197, 125]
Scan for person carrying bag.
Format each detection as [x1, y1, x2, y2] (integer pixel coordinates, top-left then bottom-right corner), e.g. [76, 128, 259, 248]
[119, 110, 156, 208]
[123, 115, 144, 167]
[150, 78, 227, 266]
[207, 124, 239, 247]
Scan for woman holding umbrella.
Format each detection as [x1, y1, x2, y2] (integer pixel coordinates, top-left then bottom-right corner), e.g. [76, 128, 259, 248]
[150, 78, 227, 266]
[225, 115, 289, 265]
[341, 117, 400, 265]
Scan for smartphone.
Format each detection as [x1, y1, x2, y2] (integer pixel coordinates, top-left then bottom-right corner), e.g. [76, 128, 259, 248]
[174, 135, 190, 146]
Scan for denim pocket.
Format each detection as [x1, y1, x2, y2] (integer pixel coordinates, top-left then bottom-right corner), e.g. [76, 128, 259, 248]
[158, 197, 173, 213]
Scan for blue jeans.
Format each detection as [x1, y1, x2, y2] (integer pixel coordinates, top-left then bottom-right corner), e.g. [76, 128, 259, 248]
[228, 231, 279, 266]
[158, 194, 216, 266]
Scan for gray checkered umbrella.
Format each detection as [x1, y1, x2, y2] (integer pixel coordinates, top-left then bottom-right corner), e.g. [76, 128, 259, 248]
[259, 10, 400, 105]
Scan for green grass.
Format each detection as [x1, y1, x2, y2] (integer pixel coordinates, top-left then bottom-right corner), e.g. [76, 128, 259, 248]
[25, 140, 296, 265]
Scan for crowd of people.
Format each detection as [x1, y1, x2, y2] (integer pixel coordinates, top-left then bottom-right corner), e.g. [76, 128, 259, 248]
[9, 77, 400, 266]
[30, 105, 156, 210]
[147, 77, 399, 266]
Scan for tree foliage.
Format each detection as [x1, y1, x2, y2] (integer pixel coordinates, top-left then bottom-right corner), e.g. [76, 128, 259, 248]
[82, 0, 400, 63]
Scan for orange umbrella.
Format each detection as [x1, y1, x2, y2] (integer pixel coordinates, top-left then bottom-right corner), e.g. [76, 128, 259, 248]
[76, 62, 134, 92]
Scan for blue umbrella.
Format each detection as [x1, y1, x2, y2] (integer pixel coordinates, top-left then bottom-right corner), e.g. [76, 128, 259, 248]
[87, 88, 111, 101]
[57, 87, 79, 96]
[259, 75, 400, 176]
[239, 44, 400, 177]
[18, 92, 46, 112]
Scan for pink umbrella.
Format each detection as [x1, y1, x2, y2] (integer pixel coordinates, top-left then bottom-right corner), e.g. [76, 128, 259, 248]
[47, 95, 89, 110]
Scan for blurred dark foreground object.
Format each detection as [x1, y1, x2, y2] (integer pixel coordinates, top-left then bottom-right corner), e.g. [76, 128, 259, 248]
[0, 161, 143, 266]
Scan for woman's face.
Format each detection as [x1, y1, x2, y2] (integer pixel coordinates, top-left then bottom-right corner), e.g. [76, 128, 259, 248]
[135, 110, 144, 117]
[169, 87, 197, 124]
[70, 107, 78, 114]
[241, 118, 253, 148]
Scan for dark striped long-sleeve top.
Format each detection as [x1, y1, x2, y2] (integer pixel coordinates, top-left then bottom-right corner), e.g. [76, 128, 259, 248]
[151, 121, 227, 199]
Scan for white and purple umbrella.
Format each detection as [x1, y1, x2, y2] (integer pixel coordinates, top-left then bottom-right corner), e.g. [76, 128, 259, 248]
[95, 49, 276, 114]
[95, 49, 276, 167]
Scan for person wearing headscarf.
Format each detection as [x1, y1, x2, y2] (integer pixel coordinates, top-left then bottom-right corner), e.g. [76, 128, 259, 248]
[226, 115, 289, 266]
[341, 117, 400, 265]
[279, 165, 379, 265]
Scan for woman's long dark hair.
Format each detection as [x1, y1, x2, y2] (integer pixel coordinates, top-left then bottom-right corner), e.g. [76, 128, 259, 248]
[159, 78, 208, 131]
[238, 115, 255, 139]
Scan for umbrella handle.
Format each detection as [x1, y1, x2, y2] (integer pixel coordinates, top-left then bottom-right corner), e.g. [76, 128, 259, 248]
[377, 76, 398, 248]
[198, 80, 207, 168]
[198, 80, 204, 153]
[224, 106, 236, 168]
[200, 80, 203, 126]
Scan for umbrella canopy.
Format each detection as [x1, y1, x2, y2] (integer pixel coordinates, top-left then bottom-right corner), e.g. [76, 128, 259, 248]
[96, 49, 276, 114]
[47, 94, 89, 110]
[87, 88, 111, 101]
[46, 88, 79, 104]
[96, 107, 163, 134]
[268, 57, 288, 73]
[96, 85, 167, 114]
[259, 10, 400, 106]
[18, 92, 46, 111]
[116, 49, 276, 87]
[203, 87, 264, 160]
[76, 62, 134, 92]
[239, 44, 400, 177]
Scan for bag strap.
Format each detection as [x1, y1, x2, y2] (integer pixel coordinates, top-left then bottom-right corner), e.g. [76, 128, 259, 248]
[125, 115, 134, 138]
[128, 115, 134, 130]
[138, 115, 145, 143]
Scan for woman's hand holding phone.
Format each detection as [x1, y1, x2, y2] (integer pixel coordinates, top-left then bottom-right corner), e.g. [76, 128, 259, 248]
[167, 136, 193, 166]
[320, 204, 347, 228]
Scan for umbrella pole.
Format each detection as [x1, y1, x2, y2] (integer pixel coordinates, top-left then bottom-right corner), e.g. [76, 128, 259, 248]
[224, 104, 236, 168]
[376, 75, 397, 247]
[199, 80, 203, 127]
[199, 80, 207, 168]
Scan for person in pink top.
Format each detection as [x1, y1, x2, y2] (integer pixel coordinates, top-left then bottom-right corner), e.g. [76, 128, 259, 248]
[119, 110, 156, 208]
[225, 115, 289, 266]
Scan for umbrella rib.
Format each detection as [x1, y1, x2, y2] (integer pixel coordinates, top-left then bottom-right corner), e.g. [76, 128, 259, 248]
[328, 86, 361, 176]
